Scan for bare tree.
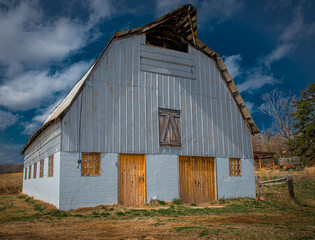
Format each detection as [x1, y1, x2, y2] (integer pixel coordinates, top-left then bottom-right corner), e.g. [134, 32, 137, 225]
[258, 89, 295, 140]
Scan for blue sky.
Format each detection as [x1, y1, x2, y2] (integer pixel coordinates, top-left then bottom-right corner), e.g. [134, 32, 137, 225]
[0, 0, 314, 163]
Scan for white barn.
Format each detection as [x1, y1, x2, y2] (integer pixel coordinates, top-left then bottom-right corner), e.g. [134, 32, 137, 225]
[22, 5, 259, 210]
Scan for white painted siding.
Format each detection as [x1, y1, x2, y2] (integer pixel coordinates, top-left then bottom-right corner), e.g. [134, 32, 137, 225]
[23, 152, 60, 208]
[59, 152, 118, 211]
[216, 157, 256, 199]
[146, 155, 179, 201]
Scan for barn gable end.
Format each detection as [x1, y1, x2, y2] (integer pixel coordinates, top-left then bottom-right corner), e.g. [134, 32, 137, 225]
[22, 4, 258, 210]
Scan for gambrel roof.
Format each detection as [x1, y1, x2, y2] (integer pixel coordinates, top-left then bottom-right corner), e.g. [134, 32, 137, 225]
[21, 4, 259, 154]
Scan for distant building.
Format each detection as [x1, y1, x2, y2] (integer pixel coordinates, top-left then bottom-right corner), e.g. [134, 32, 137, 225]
[21, 5, 259, 210]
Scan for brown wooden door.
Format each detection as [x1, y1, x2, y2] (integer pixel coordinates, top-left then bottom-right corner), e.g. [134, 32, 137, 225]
[119, 154, 146, 205]
[179, 156, 215, 204]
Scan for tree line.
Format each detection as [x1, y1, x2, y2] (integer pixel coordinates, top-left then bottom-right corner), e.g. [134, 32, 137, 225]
[0, 163, 24, 174]
[254, 82, 314, 166]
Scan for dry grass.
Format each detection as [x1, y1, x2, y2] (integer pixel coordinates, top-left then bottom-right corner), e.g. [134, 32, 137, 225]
[0, 173, 23, 194]
[0, 169, 314, 239]
[258, 167, 315, 208]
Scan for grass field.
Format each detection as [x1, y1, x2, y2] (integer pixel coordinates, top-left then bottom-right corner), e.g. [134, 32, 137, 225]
[0, 173, 23, 194]
[0, 168, 314, 239]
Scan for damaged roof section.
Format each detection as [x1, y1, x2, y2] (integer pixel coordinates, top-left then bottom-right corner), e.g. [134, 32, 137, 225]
[21, 4, 259, 154]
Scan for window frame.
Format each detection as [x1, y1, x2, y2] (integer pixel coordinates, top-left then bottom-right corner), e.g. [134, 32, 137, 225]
[81, 153, 101, 176]
[48, 155, 54, 177]
[40, 159, 44, 178]
[28, 165, 32, 179]
[33, 162, 37, 179]
[159, 108, 181, 147]
[24, 167, 27, 180]
[229, 158, 241, 177]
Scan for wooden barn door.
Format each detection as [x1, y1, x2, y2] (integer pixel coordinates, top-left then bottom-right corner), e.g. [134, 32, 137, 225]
[179, 156, 215, 204]
[119, 154, 146, 205]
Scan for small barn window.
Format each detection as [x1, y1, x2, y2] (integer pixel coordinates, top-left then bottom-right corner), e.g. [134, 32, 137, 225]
[33, 162, 37, 179]
[40, 160, 44, 178]
[159, 109, 181, 147]
[24, 168, 27, 180]
[81, 153, 100, 176]
[229, 158, 241, 177]
[28, 165, 32, 179]
[48, 155, 54, 177]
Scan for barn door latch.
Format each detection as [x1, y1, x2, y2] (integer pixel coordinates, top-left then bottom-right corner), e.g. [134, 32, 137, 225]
[138, 176, 144, 183]
[77, 160, 82, 169]
[194, 180, 200, 187]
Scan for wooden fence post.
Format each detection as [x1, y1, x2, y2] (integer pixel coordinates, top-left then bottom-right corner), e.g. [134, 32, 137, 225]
[287, 175, 294, 199]
[256, 175, 261, 201]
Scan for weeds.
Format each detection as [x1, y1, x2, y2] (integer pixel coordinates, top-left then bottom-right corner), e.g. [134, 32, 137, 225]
[49, 209, 68, 218]
[172, 198, 183, 205]
[158, 200, 166, 205]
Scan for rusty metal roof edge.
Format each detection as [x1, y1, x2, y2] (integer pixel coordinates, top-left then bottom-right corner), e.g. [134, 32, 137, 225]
[194, 40, 260, 135]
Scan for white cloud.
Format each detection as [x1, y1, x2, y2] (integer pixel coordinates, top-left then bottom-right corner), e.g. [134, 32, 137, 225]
[237, 68, 281, 93]
[222, 55, 281, 94]
[0, 0, 114, 78]
[21, 121, 40, 136]
[0, 110, 19, 130]
[0, 61, 92, 111]
[21, 97, 64, 135]
[87, 0, 114, 27]
[264, 43, 295, 68]
[222, 54, 242, 79]
[263, 3, 315, 68]
[245, 101, 254, 113]
[199, 0, 245, 24]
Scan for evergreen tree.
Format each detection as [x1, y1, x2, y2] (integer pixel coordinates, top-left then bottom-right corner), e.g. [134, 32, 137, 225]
[288, 83, 315, 165]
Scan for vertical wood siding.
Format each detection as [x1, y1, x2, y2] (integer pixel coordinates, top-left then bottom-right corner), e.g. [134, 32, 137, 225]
[61, 35, 252, 159]
[179, 156, 215, 204]
[119, 154, 146, 205]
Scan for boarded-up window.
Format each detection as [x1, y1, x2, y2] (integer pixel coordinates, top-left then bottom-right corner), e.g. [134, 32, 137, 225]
[159, 109, 181, 147]
[28, 165, 32, 179]
[229, 158, 241, 177]
[24, 168, 27, 180]
[82, 153, 100, 176]
[40, 160, 44, 178]
[33, 162, 37, 179]
[48, 155, 54, 177]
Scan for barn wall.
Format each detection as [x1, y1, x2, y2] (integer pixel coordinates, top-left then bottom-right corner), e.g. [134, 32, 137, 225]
[24, 121, 61, 164]
[146, 155, 179, 201]
[61, 34, 253, 159]
[23, 152, 60, 208]
[59, 152, 118, 211]
[216, 158, 256, 199]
